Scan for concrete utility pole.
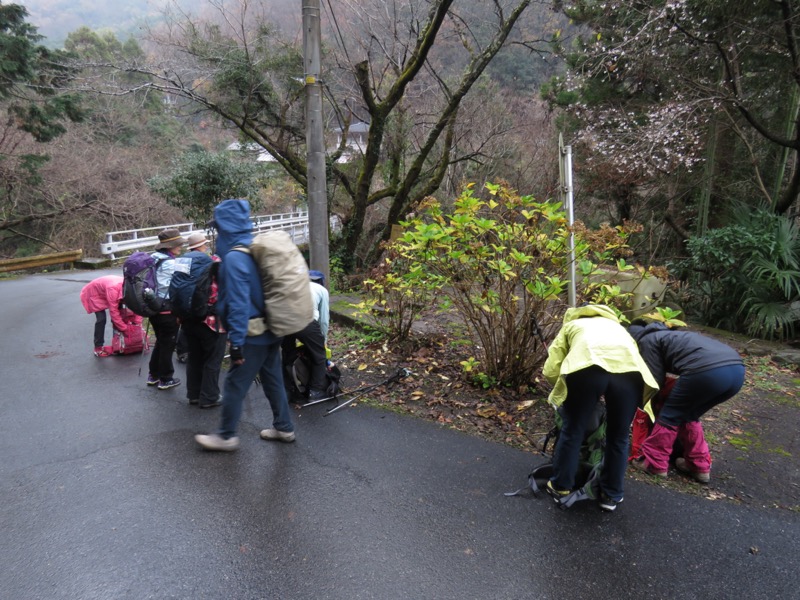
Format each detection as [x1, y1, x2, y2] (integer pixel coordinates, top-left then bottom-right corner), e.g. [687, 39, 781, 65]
[303, 0, 330, 285]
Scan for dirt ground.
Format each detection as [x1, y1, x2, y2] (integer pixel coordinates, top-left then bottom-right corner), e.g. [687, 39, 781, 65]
[322, 309, 800, 513]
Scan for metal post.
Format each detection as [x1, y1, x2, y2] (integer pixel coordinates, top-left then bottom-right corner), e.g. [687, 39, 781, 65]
[559, 134, 577, 307]
[303, 0, 330, 286]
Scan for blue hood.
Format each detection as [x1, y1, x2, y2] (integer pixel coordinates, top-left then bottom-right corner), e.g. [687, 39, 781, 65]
[213, 199, 253, 256]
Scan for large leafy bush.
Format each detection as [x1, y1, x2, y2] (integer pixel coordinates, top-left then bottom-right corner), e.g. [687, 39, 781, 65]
[369, 182, 638, 388]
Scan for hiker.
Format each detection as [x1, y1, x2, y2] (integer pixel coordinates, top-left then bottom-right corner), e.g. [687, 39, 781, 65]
[542, 304, 659, 511]
[281, 269, 331, 402]
[194, 199, 295, 451]
[147, 228, 186, 390]
[628, 321, 746, 483]
[179, 231, 226, 409]
[80, 274, 141, 357]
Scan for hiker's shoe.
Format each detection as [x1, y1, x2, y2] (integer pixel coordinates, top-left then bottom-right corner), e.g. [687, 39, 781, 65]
[94, 347, 111, 357]
[188, 398, 199, 406]
[630, 457, 667, 478]
[157, 378, 181, 390]
[177, 353, 188, 364]
[599, 491, 623, 512]
[675, 458, 711, 483]
[307, 389, 327, 401]
[199, 399, 223, 409]
[546, 480, 570, 504]
[260, 428, 296, 443]
[195, 433, 239, 452]
[146, 374, 160, 386]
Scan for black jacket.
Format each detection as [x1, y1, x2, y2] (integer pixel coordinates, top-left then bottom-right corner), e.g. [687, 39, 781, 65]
[627, 322, 743, 386]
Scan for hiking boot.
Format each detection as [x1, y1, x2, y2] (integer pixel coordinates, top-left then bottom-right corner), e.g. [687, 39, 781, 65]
[94, 346, 111, 357]
[157, 377, 181, 390]
[307, 389, 327, 401]
[675, 458, 711, 483]
[599, 491, 623, 512]
[199, 399, 222, 409]
[546, 480, 570, 504]
[146, 374, 160, 386]
[630, 457, 667, 478]
[195, 433, 239, 452]
[188, 398, 199, 405]
[260, 428, 296, 443]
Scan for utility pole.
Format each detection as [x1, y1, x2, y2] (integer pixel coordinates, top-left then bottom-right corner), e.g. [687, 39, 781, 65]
[558, 133, 577, 308]
[303, 0, 330, 285]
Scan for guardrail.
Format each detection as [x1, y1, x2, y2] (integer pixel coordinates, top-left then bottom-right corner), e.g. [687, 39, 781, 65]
[0, 250, 83, 273]
[100, 211, 309, 259]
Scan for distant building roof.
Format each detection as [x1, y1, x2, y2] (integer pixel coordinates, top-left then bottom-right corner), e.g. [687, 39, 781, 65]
[332, 122, 369, 134]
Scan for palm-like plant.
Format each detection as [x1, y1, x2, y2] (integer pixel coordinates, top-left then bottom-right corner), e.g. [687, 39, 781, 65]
[739, 215, 800, 340]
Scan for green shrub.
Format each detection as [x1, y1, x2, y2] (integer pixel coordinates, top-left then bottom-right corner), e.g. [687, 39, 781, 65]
[675, 210, 800, 339]
[388, 182, 636, 387]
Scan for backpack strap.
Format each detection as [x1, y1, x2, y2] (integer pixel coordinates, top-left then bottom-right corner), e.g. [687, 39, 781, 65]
[555, 460, 603, 509]
[504, 462, 552, 498]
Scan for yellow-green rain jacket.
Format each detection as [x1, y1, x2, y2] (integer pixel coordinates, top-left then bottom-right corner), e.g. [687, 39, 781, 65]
[542, 304, 660, 418]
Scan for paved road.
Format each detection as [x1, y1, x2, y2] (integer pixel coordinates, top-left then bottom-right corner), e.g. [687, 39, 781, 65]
[2, 269, 799, 599]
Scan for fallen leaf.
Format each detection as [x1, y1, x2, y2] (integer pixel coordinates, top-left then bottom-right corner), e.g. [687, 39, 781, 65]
[516, 399, 536, 411]
[358, 364, 368, 371]
[476, 406, 497, 418]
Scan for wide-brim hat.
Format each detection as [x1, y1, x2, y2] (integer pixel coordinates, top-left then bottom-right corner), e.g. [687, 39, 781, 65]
[186, 231, 208, 250]
[155, 228, 187, 250]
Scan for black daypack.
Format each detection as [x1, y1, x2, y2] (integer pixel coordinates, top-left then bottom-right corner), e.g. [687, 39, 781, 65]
[284, 344, 342, 404]
[122, 252, 168, 317]
[506, 401, 607, 509]
[168, 254, 218, 321]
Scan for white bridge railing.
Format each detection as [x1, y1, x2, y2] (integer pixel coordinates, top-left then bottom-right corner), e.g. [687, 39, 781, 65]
[100, 211, 309, 259]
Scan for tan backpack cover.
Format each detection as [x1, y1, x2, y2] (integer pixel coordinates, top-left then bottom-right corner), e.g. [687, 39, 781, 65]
[237, 230, 313, 337]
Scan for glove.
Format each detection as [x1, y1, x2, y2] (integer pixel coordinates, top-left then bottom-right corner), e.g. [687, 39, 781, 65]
[229, 345, 244, 362]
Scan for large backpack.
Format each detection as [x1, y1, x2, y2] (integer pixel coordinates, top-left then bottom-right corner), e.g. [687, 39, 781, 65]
[232, 230, 314, 337]
[168, 254, 218, 322]
[506, 401, 607, 509]
[122, 252, 167, 317]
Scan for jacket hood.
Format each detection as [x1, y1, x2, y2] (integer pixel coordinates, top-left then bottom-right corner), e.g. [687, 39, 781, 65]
[627, 321, 669, 343]
[212, 199, 253, 256]
[561, 304, 620, 324]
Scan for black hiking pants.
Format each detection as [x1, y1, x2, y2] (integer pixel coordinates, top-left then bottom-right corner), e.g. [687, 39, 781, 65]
[148, 312, 179, 381]
[552, 366, 643, 501]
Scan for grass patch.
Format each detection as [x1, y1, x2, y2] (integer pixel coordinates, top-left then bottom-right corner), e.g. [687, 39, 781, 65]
[728, 432, 757, 451]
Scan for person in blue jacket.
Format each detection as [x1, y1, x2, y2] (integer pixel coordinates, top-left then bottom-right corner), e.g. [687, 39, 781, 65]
[194, 199, 295, 451]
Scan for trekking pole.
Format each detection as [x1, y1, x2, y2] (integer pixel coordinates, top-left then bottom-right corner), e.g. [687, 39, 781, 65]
[324, 367, 411, 416]
[301, 380, 383, 408]
[137, 319, 152, 377]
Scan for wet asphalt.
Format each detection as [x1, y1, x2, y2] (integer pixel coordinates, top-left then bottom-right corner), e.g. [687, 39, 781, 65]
[1, 268, 798, 599]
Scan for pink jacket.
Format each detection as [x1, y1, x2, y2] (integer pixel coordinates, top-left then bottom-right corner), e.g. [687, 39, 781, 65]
[80, 275, 142, 331]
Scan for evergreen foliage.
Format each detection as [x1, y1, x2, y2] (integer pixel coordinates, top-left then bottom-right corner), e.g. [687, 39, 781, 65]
[148, 150, 267, 225]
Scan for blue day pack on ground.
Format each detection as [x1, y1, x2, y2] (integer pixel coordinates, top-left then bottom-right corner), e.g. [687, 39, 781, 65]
[168, 254, 217, 321]
[122, 252, 167, 317]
